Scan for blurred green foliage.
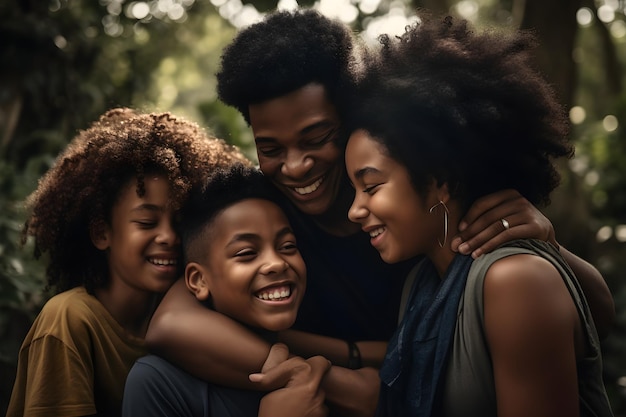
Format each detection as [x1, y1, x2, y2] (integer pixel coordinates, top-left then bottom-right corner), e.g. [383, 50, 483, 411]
[1, 0, 625, 415]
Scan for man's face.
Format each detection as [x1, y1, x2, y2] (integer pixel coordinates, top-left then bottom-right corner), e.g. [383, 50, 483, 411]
[249, 83, 345, 217]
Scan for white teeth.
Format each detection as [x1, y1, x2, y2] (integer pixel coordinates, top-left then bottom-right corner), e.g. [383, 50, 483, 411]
[256, 286, 291, 301]
[150, 258, 177, 266]
[369, 227, 385, 238]
[294, 177, 323, 195]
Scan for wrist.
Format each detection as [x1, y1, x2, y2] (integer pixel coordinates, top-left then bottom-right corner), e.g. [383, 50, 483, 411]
[347, 341, 362, 369]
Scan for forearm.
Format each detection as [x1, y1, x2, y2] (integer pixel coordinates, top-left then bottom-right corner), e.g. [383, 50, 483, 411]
[278, 329, 387, 368]
[322, 366, 380, 417]
[558, 246, 615, 339]
[146, 279, 272, 388]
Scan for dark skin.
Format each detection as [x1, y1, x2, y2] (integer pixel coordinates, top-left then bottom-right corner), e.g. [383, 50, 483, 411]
[146, 84, 613, 417]
[451, 189, 614, 339]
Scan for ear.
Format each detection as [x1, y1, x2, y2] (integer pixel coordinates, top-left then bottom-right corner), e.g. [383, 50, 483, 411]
[426, 178, 451, 207]
[90, 220, 111, 251]
[185, 262, 211, 301]
[437, 182, 451, 204]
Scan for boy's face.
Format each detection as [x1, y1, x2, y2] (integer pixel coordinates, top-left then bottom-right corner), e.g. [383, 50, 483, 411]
[93, 174, 180, 293]
[249, 83, 346, 218]
[187, 198, 306, 332]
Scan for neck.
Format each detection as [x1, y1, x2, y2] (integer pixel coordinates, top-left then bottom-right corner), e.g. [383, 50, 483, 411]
[95, 284, 160, 338]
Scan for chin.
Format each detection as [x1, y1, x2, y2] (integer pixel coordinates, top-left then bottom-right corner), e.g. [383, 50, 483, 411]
[294, 200, 332, 217]
[380, 251, 402, 265]
[263, 316, 298, 332]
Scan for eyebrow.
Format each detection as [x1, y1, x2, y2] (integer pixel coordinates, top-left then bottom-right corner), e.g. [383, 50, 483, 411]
[254, 121, 337, 144]
[225, 226, 295, 247]
[131, 204, 164, 213]
[353, 166, 380, 181]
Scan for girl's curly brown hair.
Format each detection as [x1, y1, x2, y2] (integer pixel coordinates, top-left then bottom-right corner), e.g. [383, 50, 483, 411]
[23, 107, 252, 294]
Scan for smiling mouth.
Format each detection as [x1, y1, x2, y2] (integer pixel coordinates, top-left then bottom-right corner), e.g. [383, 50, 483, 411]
[148, 258, 177, 266]
[293, 177, 323, 195]
[368, 227, 385, 238]
[255, 285, 292, 301]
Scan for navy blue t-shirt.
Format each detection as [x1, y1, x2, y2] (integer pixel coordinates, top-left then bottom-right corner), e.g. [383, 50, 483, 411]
[282, 201, 416, 342]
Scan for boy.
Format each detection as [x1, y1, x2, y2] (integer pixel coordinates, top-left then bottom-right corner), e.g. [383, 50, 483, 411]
[123, 164, 329, 417]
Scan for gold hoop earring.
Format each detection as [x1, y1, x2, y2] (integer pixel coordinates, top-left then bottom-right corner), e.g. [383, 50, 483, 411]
[429, 200, 449, 248]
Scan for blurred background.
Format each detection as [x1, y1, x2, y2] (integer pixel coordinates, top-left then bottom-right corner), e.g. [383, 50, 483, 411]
[0, 0, 624, 414]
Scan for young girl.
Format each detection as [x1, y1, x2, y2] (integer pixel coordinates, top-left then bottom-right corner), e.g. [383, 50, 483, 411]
[344, 15, 613, 417]
[6, 108, 250, 417]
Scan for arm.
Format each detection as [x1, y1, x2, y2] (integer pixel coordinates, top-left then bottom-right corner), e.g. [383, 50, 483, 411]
[146, 278, 272, 388]
[484, 254, 582, 417]
[321, 366, 380, 417]
[278, 329, 387, 368]
[452, 189, 615, 338]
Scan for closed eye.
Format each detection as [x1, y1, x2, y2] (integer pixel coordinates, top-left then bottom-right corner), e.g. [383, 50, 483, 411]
[235, 249, 257, 260]
[258, 146, 282, 157]
[279, 241, 298, 253]
[134, 220, 157, 228]
[306, 128, 339, 147]
[362, 184, 381, 194]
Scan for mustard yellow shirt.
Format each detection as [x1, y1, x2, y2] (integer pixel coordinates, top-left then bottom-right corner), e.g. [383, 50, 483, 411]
[6, 287, 147, 417]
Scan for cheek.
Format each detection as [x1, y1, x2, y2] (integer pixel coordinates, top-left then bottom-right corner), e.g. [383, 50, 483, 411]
[391, 206, 429, 247]
[292, 258, 307, 281]
[257, 156, 281, 176]
[320, 144, 342, 165]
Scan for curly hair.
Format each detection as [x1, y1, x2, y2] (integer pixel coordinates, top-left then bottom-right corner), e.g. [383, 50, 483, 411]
[344, 14, 574, 208]
[23, 107, 252, 293]
[216, 9, 359, 124]
[180, 163, 284, 264]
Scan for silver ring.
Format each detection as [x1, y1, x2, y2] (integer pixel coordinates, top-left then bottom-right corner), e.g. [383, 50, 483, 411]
[500, 218, 510, 230]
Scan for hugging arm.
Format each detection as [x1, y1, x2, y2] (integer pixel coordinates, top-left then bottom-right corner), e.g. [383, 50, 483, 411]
[147, 279, 382, 415]
[278, 329, 388, 368]
[146, 278, 271, 388]
[453, 189, 615, 338]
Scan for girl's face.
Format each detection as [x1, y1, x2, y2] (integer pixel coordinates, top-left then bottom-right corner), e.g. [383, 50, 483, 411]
[345, 130, 441, 264]
[94, 174, 180, 294]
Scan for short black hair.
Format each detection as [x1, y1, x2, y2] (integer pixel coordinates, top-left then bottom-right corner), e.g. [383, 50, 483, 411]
[345, 14, 573, 208]
[216, 9, 358, 124]
[180, 164, 285, 264]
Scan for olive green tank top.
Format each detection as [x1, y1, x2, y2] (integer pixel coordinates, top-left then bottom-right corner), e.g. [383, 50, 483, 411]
[441, 239, 613, 417]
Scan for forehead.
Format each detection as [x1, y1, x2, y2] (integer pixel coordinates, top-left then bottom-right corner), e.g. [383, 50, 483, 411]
[210, 199, 290, 238]
[114, 174, 171, 209]
[346, 130, 388, 163]
[248, 83, 339, 139]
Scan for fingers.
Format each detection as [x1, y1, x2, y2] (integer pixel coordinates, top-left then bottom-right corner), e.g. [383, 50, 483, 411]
[250, 356, 303, 389]
[457, 189, 521, 232]
[261, 343, 290, 373]
[250, 355, 330, 391]
[453, 190, 553, 257]
[304, 356, 332, 385]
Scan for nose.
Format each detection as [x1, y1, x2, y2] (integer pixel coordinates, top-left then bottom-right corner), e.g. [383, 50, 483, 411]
[280, 149, 313, 179]
[259, 251, 290, 275]
[155, 220, 180, 246]
[348, 193, 368, 224]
